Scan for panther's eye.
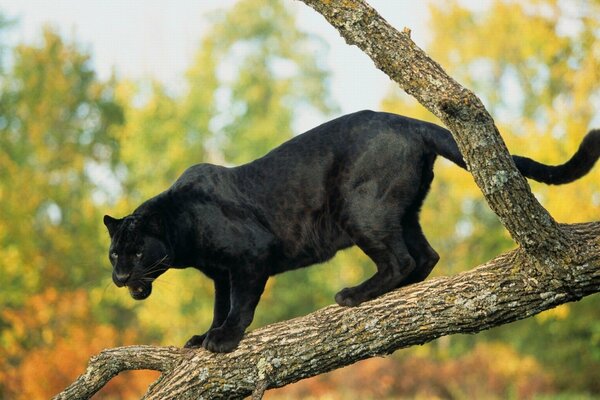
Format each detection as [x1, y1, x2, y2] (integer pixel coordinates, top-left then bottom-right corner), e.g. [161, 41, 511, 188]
[136, 252, 143, 259]
[111, 252, 118, 259]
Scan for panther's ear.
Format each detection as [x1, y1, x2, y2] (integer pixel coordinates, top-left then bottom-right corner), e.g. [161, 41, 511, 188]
[143, 213, 164, 237]
[103, 215, 122, 237]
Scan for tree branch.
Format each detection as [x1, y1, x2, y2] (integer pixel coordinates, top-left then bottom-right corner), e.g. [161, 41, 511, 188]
[53, 346, 182, 400]
[296, 0, 573, 257]
[54, 223, 600, 400]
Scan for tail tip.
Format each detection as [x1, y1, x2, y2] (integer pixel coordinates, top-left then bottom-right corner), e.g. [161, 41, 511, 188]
[584, 128, 600, 149]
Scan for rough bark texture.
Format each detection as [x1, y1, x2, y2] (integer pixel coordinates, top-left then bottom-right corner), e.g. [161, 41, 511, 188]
[54, 225, 600, 400]
[54, 1, 599, 398]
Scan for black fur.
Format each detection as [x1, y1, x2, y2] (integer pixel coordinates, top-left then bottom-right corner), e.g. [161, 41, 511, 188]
[103, 111, 600, 352]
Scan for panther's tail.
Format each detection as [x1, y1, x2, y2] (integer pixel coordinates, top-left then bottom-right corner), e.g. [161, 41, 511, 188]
[512, 130, 600, 184]
[425, 125, 600, 185]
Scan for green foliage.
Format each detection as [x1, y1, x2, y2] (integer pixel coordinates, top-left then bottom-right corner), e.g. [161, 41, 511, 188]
[115, 81, 195, 201]
[199, 0, 337, 164]
[0, 29, 124, 308]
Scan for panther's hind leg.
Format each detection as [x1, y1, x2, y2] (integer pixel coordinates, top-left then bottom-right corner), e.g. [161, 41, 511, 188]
[400, 212, 439, 286]
[399, 152, 440, 286]
[335, 231, 416, 307]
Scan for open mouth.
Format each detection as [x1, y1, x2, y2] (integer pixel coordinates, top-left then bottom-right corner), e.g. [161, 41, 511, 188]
[127, 282, 152, 300]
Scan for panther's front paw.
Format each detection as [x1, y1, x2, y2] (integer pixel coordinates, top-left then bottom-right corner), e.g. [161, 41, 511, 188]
[183, 333, 207, 349]
[203, 327, 244, 353]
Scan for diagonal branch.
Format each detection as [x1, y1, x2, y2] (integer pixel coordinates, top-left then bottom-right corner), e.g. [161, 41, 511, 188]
[296, 0, 573, 257]
[54, 223, 600, 400]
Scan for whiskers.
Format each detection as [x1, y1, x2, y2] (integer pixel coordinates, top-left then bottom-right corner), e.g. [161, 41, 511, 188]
[139, 255, 170, 280]
[102, 280, 113, 295]
[95, 255, 175, 300]
[138, 255, 177, 291]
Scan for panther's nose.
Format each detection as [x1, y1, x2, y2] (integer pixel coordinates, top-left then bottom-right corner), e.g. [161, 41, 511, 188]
[112, 271, 131, 287]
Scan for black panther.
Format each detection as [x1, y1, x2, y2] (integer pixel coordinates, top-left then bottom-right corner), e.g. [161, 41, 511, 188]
[103, 111, 599, 353]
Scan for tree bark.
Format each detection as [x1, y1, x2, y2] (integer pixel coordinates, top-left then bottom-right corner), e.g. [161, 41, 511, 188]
[54, 0, 600, 398]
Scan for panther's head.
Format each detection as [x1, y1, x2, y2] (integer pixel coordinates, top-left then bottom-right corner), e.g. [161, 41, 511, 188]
[103, 213, 170, 300]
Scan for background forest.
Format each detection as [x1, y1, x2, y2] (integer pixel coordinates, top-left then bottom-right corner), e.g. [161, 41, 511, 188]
[1, 0, 599, 398]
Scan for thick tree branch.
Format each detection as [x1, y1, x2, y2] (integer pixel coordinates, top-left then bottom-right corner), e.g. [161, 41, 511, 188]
[54, 224, 600, 400]
[296, 0, 573, 257]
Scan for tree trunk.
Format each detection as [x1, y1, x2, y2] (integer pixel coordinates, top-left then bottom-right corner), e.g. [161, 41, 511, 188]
[54, 1, 600, 398]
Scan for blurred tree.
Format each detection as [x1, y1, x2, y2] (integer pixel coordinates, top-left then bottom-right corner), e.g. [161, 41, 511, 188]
[0, 289, 159, 400]
[201, 0, 336, 164]
[0, 13, 14, 72]
[0, 28, 124, 306]
[382, 0, 600, 393]
[114, 81, 193, 202]
[0, 27, 158, 398]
